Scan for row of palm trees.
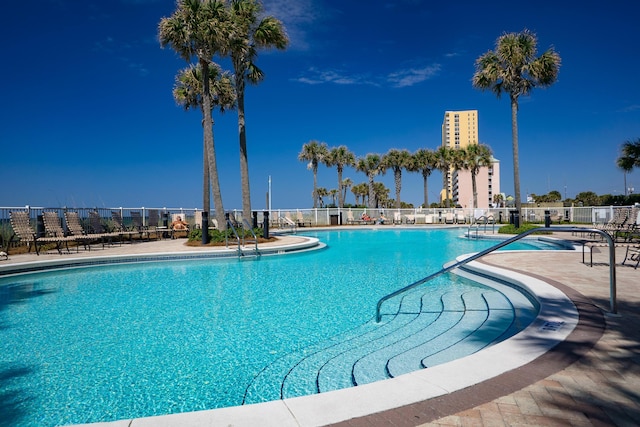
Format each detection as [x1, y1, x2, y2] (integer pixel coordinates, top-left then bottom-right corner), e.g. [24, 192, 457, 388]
[298, 141, 494, 209]
[299, 29, 561, 214]
[158, 0, 288, 236]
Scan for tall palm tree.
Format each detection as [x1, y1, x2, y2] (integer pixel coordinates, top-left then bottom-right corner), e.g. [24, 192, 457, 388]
[298, 140, 329, 208]
[172, 63, 236, 230]
[328, 189, 339, 206]
[461, 143, 493, 208]
[409, 148, 437, 208]
[316, 187, 329, 207]
[435, 145, 454, 208]
[356, 154, 385, 209]
[159, 0, 229, 233]
[617, 138, 640, 196]
[341, 177, 353, 206]
[324, 146, 356, 208]
[381, 149, 411, 209]
[225, 0, 288, 219]
[473, 29, 561, 215]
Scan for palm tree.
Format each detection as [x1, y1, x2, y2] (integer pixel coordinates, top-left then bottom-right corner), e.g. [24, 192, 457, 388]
[460, 143, 493, 208]
[617, 138, 640, 195]
[159, 0, 229, 235]
[316, 187, 328, 207]
[341, 177, 353, 206]
[172, 63, 236, 231]
[356, 154, 385, 209]
[435, 145, 454, 208]
[324, 146, 355, 208]
[328, 189, 339, 206]
[298, 140, 329, 208]
[408, 148, 437, 208]
[473, 29, 561, 215]
[382, 149, 411, 209]
[351, 183, 369, 206]
[493, 193, 504, 208]
[225, 0, 288, 219]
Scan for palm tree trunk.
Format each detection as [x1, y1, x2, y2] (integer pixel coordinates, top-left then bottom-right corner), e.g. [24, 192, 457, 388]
[368, 175, 375, 209]
[203, 137, 210, 215]
[422, 172, 429, 207]
[511, 95, 522, 215]
[337, 167, 344, 208]
[312, 165, 318, 208]
[394, 170, 402, 209]
[471, 170, 478, 208]
[201, 59, 226, 230]
[236, 79, 252, 220]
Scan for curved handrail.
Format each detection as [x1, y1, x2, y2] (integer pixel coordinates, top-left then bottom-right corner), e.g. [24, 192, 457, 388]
[467, 215, 495, 238]
[242, 219, 259, 254]
[375, 227, 617, 322]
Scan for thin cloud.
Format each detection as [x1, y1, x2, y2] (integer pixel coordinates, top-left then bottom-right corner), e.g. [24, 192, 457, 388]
[387, 64, 441, 88]
[618, 104, 640, 113]
[293, 67, 373, 86]
[295, 63, 441, 88]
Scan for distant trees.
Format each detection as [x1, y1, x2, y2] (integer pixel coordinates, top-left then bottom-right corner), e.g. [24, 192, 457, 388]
[617, 138, 640, 196]
[381, 149, 412, 209]
[298, 140, 329, 208]
[325, 146, 356, 208]
[409, 148, 437, 208]
[356, 154, 386, 209]
[460, 143, 493, 208]
[473, 29, 561, 215]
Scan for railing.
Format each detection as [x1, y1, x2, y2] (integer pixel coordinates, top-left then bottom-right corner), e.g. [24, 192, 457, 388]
[375, 227, 618, 322]
[467, 215, 495, 238]
[225, 218, 259, 257]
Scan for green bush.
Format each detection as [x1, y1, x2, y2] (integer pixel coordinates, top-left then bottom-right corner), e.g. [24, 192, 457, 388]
[497, 223, 550, 235]
[188, 227, 263, 243]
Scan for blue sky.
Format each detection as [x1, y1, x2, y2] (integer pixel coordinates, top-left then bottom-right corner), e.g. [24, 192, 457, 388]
[2, 0, 639, 210]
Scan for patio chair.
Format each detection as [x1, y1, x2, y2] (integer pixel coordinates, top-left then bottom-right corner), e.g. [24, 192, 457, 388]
[63, 211, 106, 250]
[42, 211, 84, 253]
[296, 211, 311, 227]
[131, 211, 155, 240]
[9, 211, 67, 255]
[111, 211, 140, 241]
[88, 211, 120, 245]
[170, 213, 190, 239]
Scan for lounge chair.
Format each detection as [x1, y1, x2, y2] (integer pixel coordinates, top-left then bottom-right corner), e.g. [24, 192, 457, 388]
[444, 212, 455, 224]
[393, 212, 402, 224]
[279, 212, 297, 231]
[64, 211, 108, 250]
[296, 211, 311, 227]
[131, 211, 155, 240]
[111, 211, 140, 241]
[9, 211, 70, 255]
[170, 213, 190, 238]
[42, 211, 84, 253]
[88, 211, 120, 245]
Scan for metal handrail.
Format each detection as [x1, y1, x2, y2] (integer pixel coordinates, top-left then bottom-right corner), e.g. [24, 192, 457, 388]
[375, 227, 617, 322]
[242, 219, 259, 254]
[467, 215, 495, 238]
[225, 219, 242, 256]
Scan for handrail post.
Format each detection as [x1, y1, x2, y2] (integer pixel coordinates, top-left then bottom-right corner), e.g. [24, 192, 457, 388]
[375, 227, 618, 322]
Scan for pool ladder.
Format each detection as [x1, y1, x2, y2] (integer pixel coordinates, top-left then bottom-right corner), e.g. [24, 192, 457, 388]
[467, 215, 495, 238]
[225, 218, 260, 258]
[375, 227, 619, 322]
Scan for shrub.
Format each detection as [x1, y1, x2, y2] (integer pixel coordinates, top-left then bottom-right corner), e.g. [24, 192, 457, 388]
[497, 223, 550, 235]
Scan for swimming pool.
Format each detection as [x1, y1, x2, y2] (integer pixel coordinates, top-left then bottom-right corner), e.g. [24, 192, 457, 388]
[0, 228, 556, 426]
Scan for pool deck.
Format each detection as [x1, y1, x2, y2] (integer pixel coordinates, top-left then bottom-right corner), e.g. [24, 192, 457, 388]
[2, 227, 639, 426]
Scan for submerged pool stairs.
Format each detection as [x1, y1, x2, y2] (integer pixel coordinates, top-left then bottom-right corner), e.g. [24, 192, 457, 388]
[242, 271, 536, 405]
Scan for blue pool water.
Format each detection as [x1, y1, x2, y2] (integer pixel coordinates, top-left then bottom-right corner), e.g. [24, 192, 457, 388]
[0, 229, 552, 426]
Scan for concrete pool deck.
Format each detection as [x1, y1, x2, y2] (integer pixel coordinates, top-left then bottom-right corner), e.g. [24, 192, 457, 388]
[1, 227, 638, 426]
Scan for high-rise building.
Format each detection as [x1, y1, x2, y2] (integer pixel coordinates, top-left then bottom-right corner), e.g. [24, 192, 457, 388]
[440, 110, 500, 209]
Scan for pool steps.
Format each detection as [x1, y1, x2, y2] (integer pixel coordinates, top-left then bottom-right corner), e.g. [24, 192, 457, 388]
[243, 274, 537, 404]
